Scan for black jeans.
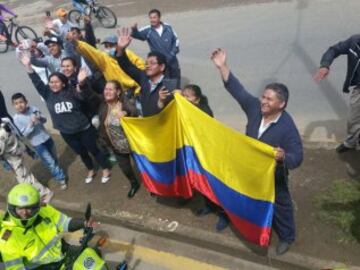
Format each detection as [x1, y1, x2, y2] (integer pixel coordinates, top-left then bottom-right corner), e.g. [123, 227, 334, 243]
[114, 151, 138, 186]
[61, 126, 110, 171]
[166, 58, 181, 88]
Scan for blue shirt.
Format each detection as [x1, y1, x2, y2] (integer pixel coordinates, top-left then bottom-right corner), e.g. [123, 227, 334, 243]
[13, 106, 50, 146]
[224, 72, 303, 170]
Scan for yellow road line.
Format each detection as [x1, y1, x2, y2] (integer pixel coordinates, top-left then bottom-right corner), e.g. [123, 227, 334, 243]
[109, 240, 227, 270]
[67, 231, 227, 270]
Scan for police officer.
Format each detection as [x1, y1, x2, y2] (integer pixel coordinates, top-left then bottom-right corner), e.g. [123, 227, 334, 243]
[0, 183, 93, 269]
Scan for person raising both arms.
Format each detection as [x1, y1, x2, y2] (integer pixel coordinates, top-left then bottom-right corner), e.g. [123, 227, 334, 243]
[19, 54, 111, 185]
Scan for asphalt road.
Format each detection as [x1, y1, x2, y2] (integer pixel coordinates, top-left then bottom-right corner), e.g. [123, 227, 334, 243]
[0, 0, 359, 143]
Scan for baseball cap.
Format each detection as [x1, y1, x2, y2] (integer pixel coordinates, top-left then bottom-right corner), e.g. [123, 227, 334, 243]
[56, 8, 67, 17]
[101, 35, 117, 45]
[44, 36, 61, 46]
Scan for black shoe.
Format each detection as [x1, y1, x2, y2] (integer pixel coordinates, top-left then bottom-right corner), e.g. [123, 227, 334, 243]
[177, 197, 190, 206]
[216, 213, 229, 232]
[336, 143, 352, 153]
[276, 241, 291, 255]
[127, 183, 140, 198]
[196, 205, 212, 217]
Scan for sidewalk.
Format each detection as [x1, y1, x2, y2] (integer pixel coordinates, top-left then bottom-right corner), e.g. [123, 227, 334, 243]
[0, 135, 359, 269]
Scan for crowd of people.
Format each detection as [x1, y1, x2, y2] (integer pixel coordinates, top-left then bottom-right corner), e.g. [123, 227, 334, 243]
[0, 1, 358, 268]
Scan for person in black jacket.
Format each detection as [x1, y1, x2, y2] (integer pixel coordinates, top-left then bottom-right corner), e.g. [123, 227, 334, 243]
[314, 34, 360, 153]
[19, 54, 111, 185]
[60, 56, 103, 124]
[182, 84, 213, 117]
[116, 27, 173, 117]
[67, 18, 108, 96]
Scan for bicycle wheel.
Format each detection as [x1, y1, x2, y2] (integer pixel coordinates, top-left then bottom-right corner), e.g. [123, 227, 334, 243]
[96, 6, 117, 28]
[15, 26, 38, 44]
[0, 40, 8, 54]
[68, 9, 85, 29]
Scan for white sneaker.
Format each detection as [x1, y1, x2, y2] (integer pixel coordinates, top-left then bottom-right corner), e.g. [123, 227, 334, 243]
[85, 175, 94, 184]
[59, 180, 68, 190]
[85, 171, 97, 184]
[101, 174, 111, 184]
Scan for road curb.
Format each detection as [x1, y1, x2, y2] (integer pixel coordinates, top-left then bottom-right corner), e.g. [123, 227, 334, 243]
[49, 199, 359, 270]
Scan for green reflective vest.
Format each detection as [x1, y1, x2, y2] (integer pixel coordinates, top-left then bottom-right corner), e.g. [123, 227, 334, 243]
[0, 204, 71, 270]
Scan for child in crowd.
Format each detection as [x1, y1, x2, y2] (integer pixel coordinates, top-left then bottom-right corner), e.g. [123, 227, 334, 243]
[12, 93, 67, 190]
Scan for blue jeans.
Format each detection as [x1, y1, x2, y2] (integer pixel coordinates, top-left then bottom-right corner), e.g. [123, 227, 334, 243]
[34, 138, 66, 182]
[72, 0, 92, 14]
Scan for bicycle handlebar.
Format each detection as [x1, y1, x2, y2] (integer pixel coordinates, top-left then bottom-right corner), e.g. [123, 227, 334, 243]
[7, 16, 17, 22]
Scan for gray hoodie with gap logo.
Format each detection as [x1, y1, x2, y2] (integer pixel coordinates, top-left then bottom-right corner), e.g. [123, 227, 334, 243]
[28, 72, 90, 134]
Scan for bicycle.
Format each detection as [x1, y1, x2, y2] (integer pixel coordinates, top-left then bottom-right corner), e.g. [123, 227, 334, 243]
[0, 17, 38, 53]
[68, 0, 117, 29]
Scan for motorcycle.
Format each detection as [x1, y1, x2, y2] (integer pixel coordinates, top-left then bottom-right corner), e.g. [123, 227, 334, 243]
[60, 203, 127, 270]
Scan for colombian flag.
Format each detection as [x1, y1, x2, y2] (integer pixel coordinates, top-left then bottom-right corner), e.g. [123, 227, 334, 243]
[121, 94, 276, 246]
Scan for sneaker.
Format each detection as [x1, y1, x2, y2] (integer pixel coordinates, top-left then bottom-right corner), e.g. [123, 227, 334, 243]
[101, 173, 111, 184]
[127, 182, 140, 198]
[336, 143, 352, 153]
[276, 241, 291, 255]
[85, 171, 97, 184]
[59, 180, 68, 190]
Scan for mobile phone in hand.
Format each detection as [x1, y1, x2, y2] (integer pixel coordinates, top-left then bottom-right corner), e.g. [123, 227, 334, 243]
[33, 111, 41, 118]
[162, 79, 178, 93]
